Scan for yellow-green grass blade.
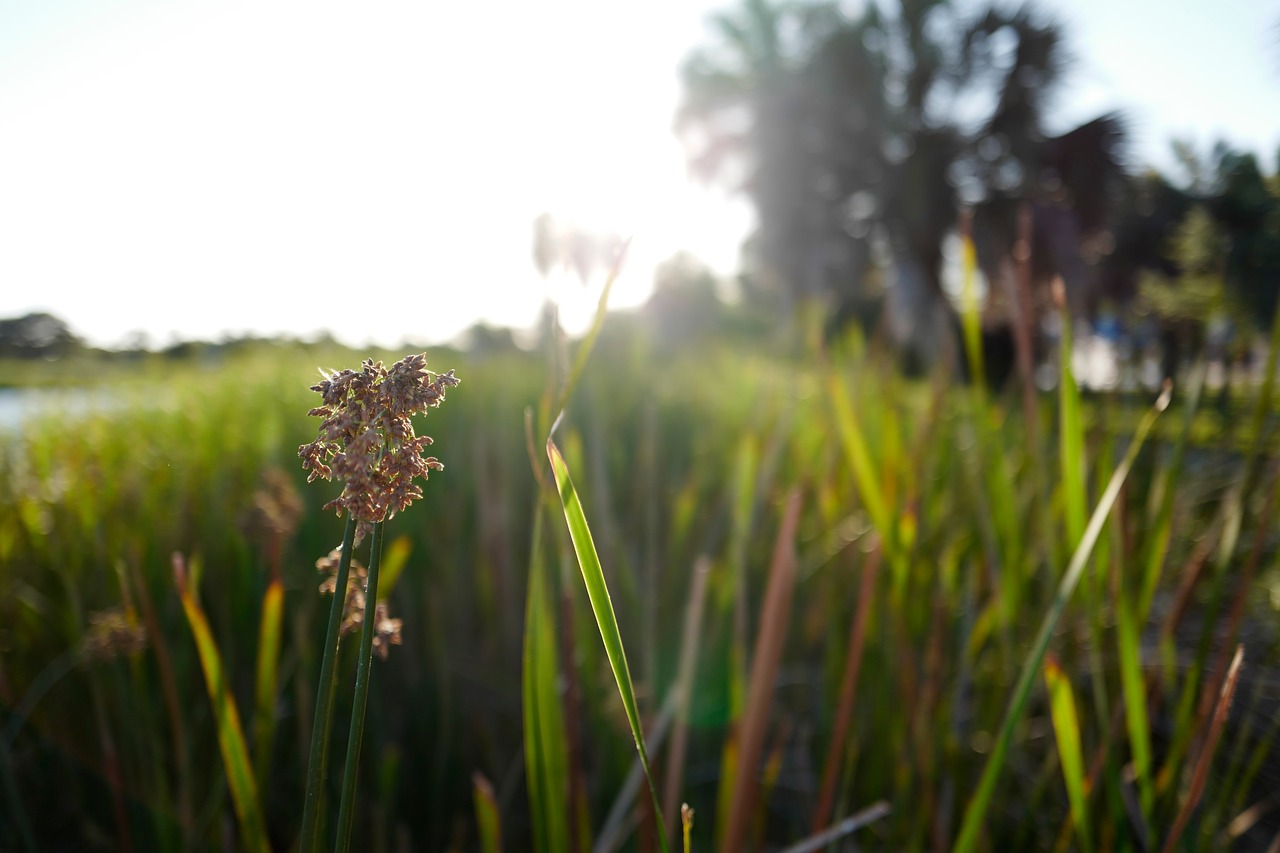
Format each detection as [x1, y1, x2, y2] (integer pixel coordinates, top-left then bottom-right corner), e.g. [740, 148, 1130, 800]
[252, 577, 284, 795]
[827, 372, 889, 542]
[472, 772, 502, 853]
[375, 534, 413, 601]
[1116, 594, 1154, 819]
[547, 439, 670, 852]
[1044, 657, 1092, 853]
[175, 557, 270, 853]
[959, 231, 985, 394]
[522, 508, 570, 853]
[953, 386, 1169, 853]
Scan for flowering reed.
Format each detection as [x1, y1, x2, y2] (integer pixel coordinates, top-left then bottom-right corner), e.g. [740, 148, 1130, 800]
[297, 353, 457, 852]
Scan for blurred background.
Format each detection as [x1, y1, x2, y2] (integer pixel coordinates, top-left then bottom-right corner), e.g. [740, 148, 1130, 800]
[3, 1, 1280, 851]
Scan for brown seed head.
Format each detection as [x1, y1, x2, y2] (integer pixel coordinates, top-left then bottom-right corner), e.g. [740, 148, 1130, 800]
[299, 353, 458, 542]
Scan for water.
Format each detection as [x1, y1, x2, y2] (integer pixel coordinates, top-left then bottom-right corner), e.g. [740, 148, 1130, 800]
[0, 387, 112, 432]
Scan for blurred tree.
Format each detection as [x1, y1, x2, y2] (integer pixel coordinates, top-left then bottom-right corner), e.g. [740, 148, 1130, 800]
[678, 0, 1127, 367]
[1137, 206, 1239, 377]
[1133, 142, 1280, 330]
[0, 312, 82, 359]
[643, 251, 725, 348]
[1209, 148, 1280, 324]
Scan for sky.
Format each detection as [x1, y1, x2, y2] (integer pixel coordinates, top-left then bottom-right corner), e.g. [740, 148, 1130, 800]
[0, 0, 1277, 349]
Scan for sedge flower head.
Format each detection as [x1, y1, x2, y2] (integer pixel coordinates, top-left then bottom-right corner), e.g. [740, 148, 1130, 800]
[298, 354, 458, 543]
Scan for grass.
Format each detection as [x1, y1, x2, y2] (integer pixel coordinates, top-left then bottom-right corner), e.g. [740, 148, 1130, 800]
[1, 313, 1279, 850]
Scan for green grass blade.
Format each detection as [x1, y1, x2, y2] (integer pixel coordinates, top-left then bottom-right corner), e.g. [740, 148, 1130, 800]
[953, 387, 1169, 853]
[1044, 657, 1092, 853]
[472, 772, 502, 853]
[827, 371, 889, 538]
[1116, 593, 1154, 818]
[374, 534, 412, 602]
[959, 231, 985, 394]
[252, 577, 284, 795]
[174, 555, 270, 853]
[547, 439, 670, 852]
[522, 507, 570, 853]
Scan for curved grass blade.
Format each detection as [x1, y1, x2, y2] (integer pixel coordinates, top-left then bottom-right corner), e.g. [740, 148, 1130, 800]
[547, 439, 670, 852]
[174, 554, 270, 853]
[953, 386, 1170, 853]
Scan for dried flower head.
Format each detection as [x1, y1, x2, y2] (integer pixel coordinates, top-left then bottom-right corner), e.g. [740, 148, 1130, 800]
[298, 354, 458, 542]
[83, 608, 147, 663]
[239, 467, 303, 547]
[316, 544, 404, 659]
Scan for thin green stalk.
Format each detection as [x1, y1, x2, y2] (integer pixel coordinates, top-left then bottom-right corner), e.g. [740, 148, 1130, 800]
[300, 516, 357, 852]
[336, 521, 386, 852]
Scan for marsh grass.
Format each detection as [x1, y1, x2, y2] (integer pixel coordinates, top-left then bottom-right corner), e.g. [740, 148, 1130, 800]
[1, 313, 1279, 850]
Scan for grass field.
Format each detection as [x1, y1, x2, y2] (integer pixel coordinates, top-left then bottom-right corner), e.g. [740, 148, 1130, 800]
[2, 311, 1279, 851]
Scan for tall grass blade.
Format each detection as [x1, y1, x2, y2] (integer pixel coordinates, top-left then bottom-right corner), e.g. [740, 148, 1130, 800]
[546, 439, 670, 852]
[1044, 656, 1092, 853]
[252, 577, 284, 795]
[959, 228, 984, 393]
[662, 557, 712, 850]
[173, 553, 270, 853]
[1115, 593, 1154, 818]
[827, 373, 889, 537]
[1161, 644, 1245, 853]
[812, 540, 881, 832]
[472, 772, 502, 853]
[523, 507, 570, 853]
[953, 386, 1169, 853]
[723, 489, 803, 853]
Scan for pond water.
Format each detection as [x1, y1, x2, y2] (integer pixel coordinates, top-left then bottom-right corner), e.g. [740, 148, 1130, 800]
[0, 387, 115, 432]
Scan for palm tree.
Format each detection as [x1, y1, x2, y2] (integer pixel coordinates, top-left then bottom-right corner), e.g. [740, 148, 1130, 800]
[678, 0, 1129, 368]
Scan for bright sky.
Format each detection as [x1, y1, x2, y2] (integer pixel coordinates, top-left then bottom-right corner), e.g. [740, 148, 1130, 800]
[0, 0, 1277, 348]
